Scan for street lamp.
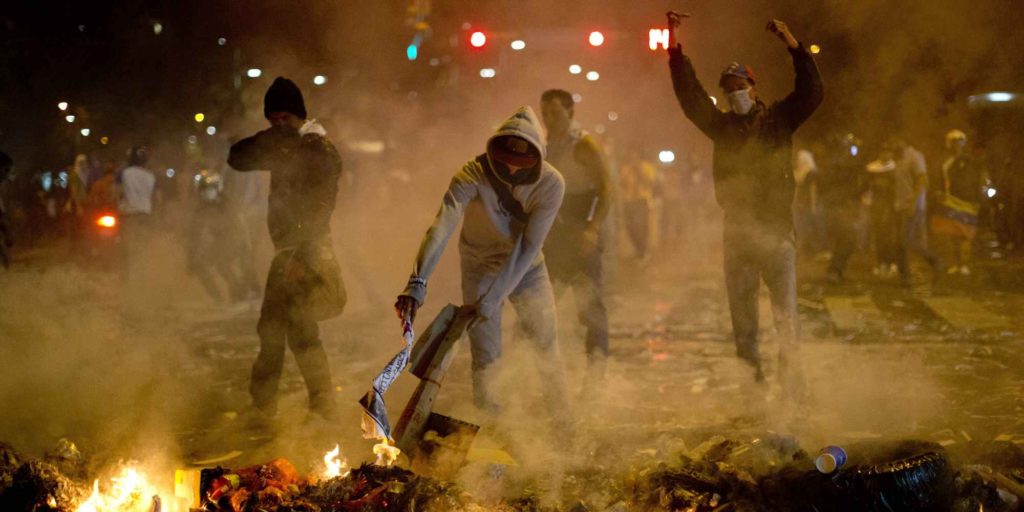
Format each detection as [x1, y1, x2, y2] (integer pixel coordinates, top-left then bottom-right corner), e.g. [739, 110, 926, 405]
[568, 64, 582, 75]
[194, 113, 205, 123]
[58, 102, 68, 111]
[80, 128, 90, 137]
[65, 115, 75, 123]
[247, 68, 262, 78]
[313, 75, 327, 86]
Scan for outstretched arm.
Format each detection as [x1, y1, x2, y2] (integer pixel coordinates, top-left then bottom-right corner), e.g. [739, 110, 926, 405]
[666, 13, 724, 140]
[770, 20, 824, 130]
[399, 165, 479, 310]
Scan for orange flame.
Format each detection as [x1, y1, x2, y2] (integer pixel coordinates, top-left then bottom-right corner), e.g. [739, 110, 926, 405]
[76, 465, 162, 512]
[372, 438, 401, 467]
[323, 444, 350, 480]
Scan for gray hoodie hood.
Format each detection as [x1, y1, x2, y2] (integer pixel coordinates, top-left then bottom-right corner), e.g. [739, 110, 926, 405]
[486, 106, 547, 185]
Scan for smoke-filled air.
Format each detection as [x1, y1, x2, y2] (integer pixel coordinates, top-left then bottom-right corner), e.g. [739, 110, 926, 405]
[1, 1, 1023, 511]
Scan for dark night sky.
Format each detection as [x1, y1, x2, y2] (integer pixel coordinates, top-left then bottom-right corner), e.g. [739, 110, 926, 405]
[2, 1, 1022, 173]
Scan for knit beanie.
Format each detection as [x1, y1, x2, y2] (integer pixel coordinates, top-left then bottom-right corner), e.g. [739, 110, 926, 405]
[264, 77, 307, 120]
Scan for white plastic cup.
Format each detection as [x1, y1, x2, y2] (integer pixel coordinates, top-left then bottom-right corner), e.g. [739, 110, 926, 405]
[815, 445, 848, 474]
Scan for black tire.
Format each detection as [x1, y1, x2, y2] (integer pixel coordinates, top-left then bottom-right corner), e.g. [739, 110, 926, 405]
[838, 441, 951, 512]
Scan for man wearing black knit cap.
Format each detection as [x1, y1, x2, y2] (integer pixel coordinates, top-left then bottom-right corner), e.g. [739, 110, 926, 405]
[228, 77, 346, 423]
[665, 14, 823, 396]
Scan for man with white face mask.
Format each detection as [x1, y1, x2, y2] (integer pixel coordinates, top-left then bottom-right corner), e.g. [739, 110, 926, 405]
[665, 14, 823, 396]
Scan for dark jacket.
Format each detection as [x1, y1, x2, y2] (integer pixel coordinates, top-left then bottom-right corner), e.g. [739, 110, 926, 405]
[669, 44, 823, 235]
[228, 122, 342, 250]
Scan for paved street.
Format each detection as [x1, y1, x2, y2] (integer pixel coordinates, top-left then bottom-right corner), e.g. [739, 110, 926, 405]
[1, 230, 1022, 502]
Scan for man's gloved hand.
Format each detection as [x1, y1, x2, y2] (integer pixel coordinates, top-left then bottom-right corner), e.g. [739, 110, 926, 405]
[395, 295, 420, 324]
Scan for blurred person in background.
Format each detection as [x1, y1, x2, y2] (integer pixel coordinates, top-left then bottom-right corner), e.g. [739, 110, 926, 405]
[666, 13, 823, 391]
[186, 170, 255, 305]
[395, 107, 570, 423]
[87, 163, 117, 211]
[892, 138, 942, 284]
[117, 145, 156, 282]
[822, 134, 868, 283]
[540, 89, 613, 388]
[865, 144, 899, 278]
[228, 77, 346, 423]
[66, 154, 91, 250]
[931, 129, 986, 276]
[793, 147, 823, 258]
[619, 152, 657, 262]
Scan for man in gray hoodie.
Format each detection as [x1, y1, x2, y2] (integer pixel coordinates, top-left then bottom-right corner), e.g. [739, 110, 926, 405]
[395, 107, 567, 413]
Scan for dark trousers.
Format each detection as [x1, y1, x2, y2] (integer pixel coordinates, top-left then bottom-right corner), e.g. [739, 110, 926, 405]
[723, 222, 799, 372]
[826, 205, 861, 278]
[250, 251, 333, 414]
[544, 215, 610, 359]
[552, 245, 606, 358]
[895, 208, 940, 278]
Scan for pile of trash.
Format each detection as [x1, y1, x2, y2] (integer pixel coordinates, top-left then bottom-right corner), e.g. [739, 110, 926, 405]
[199, 459, 474, 512]
[3, 435, 1024, 511]
[620, 435, 1024, 512]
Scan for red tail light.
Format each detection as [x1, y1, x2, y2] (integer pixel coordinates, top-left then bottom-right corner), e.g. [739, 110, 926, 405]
[96, 215, 117, 228]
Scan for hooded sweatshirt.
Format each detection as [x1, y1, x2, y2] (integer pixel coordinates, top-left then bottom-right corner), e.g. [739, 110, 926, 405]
[402, 107, 565, 318]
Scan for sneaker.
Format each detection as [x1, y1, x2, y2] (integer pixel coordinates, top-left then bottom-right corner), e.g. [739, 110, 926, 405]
[959, 265, 971, 276]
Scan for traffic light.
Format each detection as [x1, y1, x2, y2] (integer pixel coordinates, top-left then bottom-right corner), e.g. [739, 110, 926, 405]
[649, 28, 669, 50]
[470, 31, 487, 48]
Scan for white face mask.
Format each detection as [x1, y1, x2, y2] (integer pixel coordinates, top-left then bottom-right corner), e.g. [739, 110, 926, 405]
[727, 88, 755, 115]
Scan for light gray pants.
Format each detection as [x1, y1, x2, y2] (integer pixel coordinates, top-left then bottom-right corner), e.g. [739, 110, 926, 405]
[462, 262, 568, 414]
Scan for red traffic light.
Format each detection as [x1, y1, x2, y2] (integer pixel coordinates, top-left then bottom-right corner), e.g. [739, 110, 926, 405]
[470, 31, 487, 48]
[588, 31, 605, 47]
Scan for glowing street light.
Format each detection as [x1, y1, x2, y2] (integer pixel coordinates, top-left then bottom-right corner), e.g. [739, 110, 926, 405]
[987, 92, 1014, 102]
[470, 31, 487, 48]
[65, 115, 76, 123]
[166, 168, 176, 178]
[586, 70, 600, 81]
[313, 75, 327, 86]
[568, 64, 582, 75]
[100, 136, 109, 145]
[588, 31, 605, 47]
[608, 111, 619, 121]
[194, 112, 205, 123]
[80, 128, 91, 137]
[217, 37, 227, 46]
[809, 44, 821, 54]
[659, 150, 676, 163]
[510, 40, 526, 51]
[479, 68, 496, 79]
[206, 126, 217, 135]
[58, 102, 68, 111]
[246, 68, 262, 78]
